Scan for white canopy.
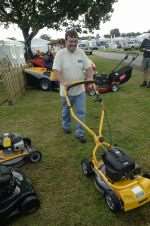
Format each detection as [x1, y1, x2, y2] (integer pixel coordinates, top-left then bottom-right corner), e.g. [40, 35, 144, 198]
[0, 39, 25, 65]
[31, 38, 49, 54]
[136, 33, 150, 42]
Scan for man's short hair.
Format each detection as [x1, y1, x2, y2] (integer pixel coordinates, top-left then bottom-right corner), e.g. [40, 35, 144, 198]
[65, 29, 78, 40]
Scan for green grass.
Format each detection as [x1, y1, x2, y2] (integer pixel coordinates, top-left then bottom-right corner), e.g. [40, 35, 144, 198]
[0, 81, 7, 104]
[98, 48, 141, 55]
[0, 56, 150, 226]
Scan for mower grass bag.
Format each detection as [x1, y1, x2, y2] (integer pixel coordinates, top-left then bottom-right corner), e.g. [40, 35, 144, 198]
[102, 148, 135, 182]
[109, 65, 132, 85]
[89, 54, 138, 94]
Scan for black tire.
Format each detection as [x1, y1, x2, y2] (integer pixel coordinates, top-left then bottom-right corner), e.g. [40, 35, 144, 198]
[111, 84, 119, 92]
[81, 159, 93, 177]
[104, 191, 122, 212]
[20, 195, 40, 214]
[40, 78, 51, 91]
[29, 151, 42, 163]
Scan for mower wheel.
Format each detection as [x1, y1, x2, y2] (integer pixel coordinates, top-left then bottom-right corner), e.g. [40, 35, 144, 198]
[20, 195, 40, 214]
[111, 84, 119, 92]
[104, 191, 122, 212]
[29, 151, 42, 163]
[81, 159, 93, 177]
[40, 78, 51, 91]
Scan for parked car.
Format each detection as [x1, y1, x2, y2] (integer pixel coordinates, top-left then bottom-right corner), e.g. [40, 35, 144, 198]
[123, 40, 140, 50]
[89, 39, 99, 50]
[78, 43, 93, 55]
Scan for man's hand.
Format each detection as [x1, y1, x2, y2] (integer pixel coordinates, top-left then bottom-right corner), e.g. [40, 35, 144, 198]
[62, 81, 70, 89]
[86, 82, 96, 93]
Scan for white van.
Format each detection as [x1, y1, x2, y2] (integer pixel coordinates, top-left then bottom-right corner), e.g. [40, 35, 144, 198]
[89, 39, 98, 50]
[123, 39, 140, 50]
[78, 40, 93, 55]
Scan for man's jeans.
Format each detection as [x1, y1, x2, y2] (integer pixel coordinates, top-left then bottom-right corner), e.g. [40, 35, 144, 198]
[61, 92, 86, 137]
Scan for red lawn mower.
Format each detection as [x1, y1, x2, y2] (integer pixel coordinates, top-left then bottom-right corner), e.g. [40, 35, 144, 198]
[88, 54, 138, 95]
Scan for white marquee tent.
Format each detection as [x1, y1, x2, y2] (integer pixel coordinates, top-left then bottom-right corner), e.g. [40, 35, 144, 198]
[0, 38, 25, 65]
[136, 33, 150, 42]
[31, 38, 49, 54]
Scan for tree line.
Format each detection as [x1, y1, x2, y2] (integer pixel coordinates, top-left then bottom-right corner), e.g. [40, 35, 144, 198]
[0, 0, 117, 60]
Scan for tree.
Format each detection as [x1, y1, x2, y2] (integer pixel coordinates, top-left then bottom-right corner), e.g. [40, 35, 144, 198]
[121, 32, 142, 38]
[121, 33, 127, 38]
[110, 28, 120, 38]
[0, 0, 117, 60]
[104, 34, 111, 38]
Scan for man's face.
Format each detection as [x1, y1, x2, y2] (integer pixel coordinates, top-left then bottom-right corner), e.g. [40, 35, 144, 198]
[66, 36, 78, 52]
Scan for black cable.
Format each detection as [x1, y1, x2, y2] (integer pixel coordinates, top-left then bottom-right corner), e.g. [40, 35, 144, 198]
[100, 98, 113, 145]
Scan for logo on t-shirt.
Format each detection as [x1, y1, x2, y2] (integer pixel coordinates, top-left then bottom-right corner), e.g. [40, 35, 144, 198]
[78, 59, 83, 63]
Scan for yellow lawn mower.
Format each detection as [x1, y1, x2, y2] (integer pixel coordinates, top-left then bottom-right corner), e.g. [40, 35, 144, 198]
[24, 67, 59, 91]
[0, 133, 42, 167]
[64, 80, 150, 212]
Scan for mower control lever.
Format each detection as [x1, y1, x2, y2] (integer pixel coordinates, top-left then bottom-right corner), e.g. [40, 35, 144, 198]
[124, 55, 128, 60]
[132, 53, 139, 61]
[128, 53, 139, 66]
[111, 54, 128, 73]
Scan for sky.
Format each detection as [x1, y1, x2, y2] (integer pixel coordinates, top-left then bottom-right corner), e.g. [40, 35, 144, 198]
[0, 0, 150, 41]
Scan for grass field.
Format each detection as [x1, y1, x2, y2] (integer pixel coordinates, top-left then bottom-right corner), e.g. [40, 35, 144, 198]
[98, 48, 141, 55]
[0, 56, 150, 226]
[0, 80, 7, 104]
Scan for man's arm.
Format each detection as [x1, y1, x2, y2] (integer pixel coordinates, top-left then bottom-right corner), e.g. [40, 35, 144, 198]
[84, 66, 96, 91]
[53, 50, 65, 85]
[53, 69, 63, 84]
[85, 66, 94, 80]
[81, 50, 94, 80]
[139, 39, 150, 52]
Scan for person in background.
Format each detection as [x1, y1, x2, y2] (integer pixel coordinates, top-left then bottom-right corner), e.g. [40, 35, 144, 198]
[53, 29, 94, 143]
[58, 39, 65, 49]
[140, 34, 150, 88]
[44, 51, 54, 70]
[31, 50, 45, 67]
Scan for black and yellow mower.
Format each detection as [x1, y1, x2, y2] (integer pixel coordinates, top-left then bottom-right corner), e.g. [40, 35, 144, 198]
[64, 80, 150, 212]
[0, 133, 42, 167]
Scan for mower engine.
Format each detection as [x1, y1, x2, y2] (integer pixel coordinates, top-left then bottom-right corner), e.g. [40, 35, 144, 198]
[0, 166, 15, 201]
[95, 73, 119, 86]
[95, 74, 110, 86]
[0, 165, 40, 223]
[102, 147, 140, 182]
[0, 133, 25, 154]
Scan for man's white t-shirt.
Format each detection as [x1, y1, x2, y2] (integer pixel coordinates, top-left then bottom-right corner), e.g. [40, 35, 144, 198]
[53, 48, 91, 96]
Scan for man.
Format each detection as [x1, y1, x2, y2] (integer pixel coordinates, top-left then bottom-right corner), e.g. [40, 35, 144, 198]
[53, 29, 94, 143]
[140, 34, 150, 88]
